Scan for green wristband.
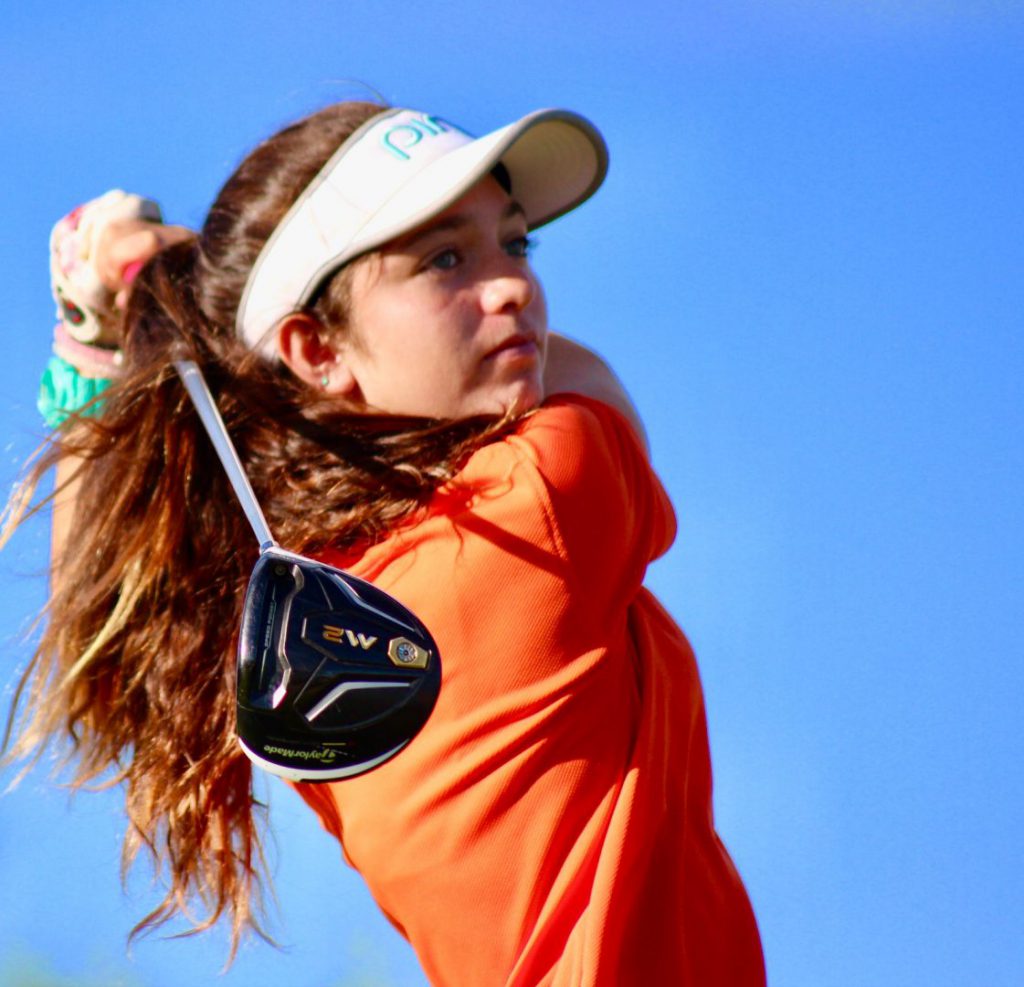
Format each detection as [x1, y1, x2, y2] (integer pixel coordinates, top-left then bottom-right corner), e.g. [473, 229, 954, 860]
[38, 354, 112, 428]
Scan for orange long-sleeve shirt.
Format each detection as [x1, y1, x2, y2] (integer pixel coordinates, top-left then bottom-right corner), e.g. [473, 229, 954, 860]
[295, 396, 765, 986]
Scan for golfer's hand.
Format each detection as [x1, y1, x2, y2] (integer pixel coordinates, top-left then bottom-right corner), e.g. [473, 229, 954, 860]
[94, 220, 195, 310]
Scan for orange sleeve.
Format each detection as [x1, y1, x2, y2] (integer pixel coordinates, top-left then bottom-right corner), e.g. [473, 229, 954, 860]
[509, 395, 677, 615]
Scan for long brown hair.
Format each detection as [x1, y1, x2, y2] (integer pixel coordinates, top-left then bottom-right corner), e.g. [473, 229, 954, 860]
[2, 101, 517, 956]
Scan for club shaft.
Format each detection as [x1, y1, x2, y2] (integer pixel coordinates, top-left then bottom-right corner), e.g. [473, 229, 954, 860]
[174, 360, 277, 552]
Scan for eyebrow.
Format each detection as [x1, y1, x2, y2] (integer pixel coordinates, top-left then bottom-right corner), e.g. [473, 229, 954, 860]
[389, 200, 527, 253]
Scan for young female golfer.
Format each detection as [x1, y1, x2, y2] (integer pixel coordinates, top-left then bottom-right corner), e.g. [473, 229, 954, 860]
[7, 101, 765, 985]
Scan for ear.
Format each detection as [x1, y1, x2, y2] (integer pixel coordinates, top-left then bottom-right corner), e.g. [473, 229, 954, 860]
[275, 312, 359, 397]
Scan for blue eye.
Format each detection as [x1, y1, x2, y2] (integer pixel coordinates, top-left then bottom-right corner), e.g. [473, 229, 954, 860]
[505, 235, 535, 259]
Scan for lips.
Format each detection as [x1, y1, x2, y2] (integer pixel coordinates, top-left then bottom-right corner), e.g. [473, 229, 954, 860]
[485, 332, 539, 360]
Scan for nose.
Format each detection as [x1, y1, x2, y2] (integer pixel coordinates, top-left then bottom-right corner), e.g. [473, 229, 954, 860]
[479, 265, 536, 315]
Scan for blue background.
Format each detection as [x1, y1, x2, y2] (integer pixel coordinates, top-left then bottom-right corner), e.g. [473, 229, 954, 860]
[1, 3, 1022, 985]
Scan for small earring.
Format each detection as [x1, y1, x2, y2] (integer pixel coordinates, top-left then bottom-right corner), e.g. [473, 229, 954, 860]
[321, 375, 330, 388]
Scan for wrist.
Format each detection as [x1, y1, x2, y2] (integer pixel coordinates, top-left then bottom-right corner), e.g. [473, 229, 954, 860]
[38, 354, 113, 429]
[52, 322, 124, 379]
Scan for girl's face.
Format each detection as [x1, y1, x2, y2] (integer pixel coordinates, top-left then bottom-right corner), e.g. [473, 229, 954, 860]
[334, 176, 548, 419]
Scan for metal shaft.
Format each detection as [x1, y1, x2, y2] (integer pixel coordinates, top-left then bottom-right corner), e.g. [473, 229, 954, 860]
[174, 359, 277, 552]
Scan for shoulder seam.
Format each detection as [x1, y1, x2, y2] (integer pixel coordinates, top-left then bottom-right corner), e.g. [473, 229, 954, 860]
[502, 431, 577, 593]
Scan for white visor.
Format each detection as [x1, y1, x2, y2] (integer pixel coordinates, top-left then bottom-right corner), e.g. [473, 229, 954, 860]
[236, 107, 609, 355]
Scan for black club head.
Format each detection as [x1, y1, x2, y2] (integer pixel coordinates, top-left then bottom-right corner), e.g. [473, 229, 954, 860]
[236, 547, 441, 782]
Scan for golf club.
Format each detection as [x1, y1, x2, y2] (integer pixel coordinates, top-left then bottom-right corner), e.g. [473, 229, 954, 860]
[175, 360, 441, 782]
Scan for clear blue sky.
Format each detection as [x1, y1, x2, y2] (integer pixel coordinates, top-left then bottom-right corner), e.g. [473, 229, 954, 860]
[2, 3, 1022, 985]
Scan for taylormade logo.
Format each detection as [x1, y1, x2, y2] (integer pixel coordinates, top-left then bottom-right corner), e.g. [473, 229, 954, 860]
[264, 745, 338, 763]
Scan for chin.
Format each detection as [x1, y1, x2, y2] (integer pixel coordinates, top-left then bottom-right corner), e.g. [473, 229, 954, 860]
[496, 380, 544, 417]
[455, 373, 544, 419]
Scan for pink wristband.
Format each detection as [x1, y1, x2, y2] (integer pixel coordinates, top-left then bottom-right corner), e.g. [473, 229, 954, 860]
[52, 322, 124, 379]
